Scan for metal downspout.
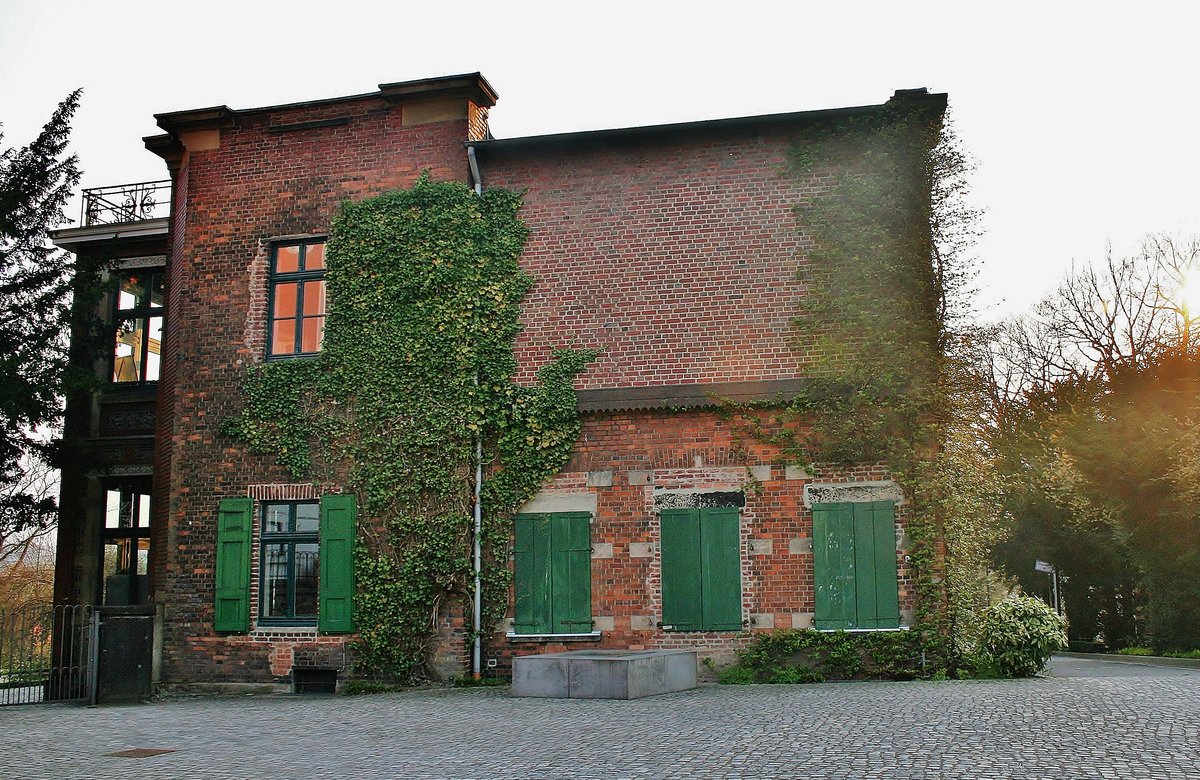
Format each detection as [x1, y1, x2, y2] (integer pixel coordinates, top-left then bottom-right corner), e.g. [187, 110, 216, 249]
[468, 144, 483, 678]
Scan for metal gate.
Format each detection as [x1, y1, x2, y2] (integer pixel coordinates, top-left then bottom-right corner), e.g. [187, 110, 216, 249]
[0, 604, 96, 705]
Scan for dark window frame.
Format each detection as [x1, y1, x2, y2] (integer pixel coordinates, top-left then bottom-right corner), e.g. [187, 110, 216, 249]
[99, 481, 152, 606]
[110, 268, 165, 384]
[266, 238, 326, 359]
[258, 500, 320, 626]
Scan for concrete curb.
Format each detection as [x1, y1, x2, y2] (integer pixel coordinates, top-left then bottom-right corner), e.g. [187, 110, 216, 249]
[1056, 651, 1200, 669]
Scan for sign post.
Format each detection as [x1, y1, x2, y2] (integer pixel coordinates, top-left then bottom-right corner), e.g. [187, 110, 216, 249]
[1035, 560, 1059, 613]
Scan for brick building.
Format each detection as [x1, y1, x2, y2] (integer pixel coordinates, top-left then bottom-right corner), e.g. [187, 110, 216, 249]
[51, 73, 946, 691]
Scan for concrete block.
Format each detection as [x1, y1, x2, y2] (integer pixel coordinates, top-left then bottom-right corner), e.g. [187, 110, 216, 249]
[587, 470, 613, 487]
[897, 530, 910, 551]
[501, 618, 515, 633]
[628, 469, 654, 485]
[591, 543, 613, 559]
[751, 613, 775, 629]
[788, 537, 812, 555]
[792, 612, 814, 629]
[511, 655, 570, 698]
[748, 465, 773, 482]
[629, 542, 655, 558]
[630, 615, 655, 631]
[592, 616, 615, 632]
[513, 649, 697, 699]
[748, 538, 774, 556]
[784, 465, 811, 481]
[900, 608, 915, 627]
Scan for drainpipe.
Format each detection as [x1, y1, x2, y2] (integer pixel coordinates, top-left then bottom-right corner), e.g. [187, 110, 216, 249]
[468, 143, 483, 679]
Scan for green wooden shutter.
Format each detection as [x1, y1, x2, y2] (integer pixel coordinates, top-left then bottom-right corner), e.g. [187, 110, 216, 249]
[699, 507, 742, 630]
[514, 515, 552, 634]
[660, 508, 702, 631]
[813, 503, 857, 630]
[214, 497, 253, 633]
[550, 512, 592, 632]
[318, 493, 357, 633]
[854, 501, 900, 629]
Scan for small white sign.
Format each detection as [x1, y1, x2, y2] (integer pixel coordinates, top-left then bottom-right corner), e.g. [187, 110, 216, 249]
[1034, 560, 1055, 573]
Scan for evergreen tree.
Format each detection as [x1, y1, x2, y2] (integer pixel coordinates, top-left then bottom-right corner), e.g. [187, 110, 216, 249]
[0, 90, 82, 539]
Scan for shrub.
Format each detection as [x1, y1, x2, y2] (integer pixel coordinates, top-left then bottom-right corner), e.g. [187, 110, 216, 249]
[976, 595, 1067, 677]
[717, 629, 926, 684]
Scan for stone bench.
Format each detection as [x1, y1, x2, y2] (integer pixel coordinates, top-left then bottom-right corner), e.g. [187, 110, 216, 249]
[512, 649, 697, 699]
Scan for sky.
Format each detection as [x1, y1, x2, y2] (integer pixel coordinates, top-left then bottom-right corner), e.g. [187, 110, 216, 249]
[2, 0, 1197, 319]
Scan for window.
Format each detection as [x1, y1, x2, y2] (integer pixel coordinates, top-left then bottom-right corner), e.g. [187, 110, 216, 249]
[659, 507, 742, 631]
[513, 513, 592, 634]
[101, 483, 152, 606]
[112, 269, 164, 383]
[812, 501, 900, 630]
[213, 494, 355, 633]
[260, 502, 320, 623]
[268, 239, 326, 357]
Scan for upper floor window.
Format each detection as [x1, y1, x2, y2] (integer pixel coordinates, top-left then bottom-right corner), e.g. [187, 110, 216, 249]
[268, 239, 326, 358]
[112, 269, 164, 383]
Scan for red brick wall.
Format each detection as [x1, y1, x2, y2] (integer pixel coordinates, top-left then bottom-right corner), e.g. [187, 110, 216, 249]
[157, 98, 472, 685]
[489, 408, 914, 675]
[478, 124, 824, 388]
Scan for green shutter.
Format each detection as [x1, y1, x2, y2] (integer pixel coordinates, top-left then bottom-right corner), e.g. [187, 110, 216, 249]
[813, 503, 856, 630]
[550, 512, 592, 632]
[318, 493, 356, 633]
[514, 515, 552, 634]
[857, 501, 899, 628]
[214, 497, 252, 633]
[699, 507, 742, 630]
[660, 508, 702, 631]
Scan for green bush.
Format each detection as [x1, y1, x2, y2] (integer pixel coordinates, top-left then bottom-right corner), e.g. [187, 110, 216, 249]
[976, 596, 1067, 677]
[717, 629, 926, 684]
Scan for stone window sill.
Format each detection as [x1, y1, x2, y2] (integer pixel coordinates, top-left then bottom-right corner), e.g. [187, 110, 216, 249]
[506, 631, 602, 643]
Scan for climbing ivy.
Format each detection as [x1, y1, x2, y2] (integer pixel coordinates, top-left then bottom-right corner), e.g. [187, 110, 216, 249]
[726, 96, 990, 671]
[222, 175, 595, 680]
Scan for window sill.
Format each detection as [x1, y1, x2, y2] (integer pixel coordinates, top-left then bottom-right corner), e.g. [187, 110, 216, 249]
[814, 626, 910, 633]
[506, 631, 602, 643]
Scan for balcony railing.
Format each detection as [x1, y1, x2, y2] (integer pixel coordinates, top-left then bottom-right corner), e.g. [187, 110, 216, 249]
[81, 180, 171, 226]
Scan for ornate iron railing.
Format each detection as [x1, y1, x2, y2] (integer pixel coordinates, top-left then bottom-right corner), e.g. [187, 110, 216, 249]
[81, 180, 171, 226]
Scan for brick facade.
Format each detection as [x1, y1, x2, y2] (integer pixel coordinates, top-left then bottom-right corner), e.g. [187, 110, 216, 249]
[55, 74, 942, 689]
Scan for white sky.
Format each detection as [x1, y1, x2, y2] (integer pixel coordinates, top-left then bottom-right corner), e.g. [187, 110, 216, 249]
[2, 0, 1197, 319]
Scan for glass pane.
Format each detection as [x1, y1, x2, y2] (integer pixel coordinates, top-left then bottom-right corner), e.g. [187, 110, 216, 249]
[271, 319, 296, 355]
[294, 543, 319, 617]
[263, 544, 290, 617]
[136, 538, 150, 575]
[137, 493, 151, 527]
[304, 242, 325, 271]
[105, 490, 122, 528]
[265, 504, 290, 534]
[146, 316, 162, 381]
[113, 319, 144, 382]
[275, 245, 300, 273]
[150, 272, 165, 308]
[274, 282, 298, 318]
[302, 280, 325, 316]
[103, 541, 133, 606]
[117, 274, 143, 310]
[301, 317, 323, 353]
[295, 503, 319, 533]
[119, 491, 134, 528]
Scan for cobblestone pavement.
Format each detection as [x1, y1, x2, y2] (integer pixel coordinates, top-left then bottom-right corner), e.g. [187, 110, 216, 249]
[2, 657, 1198, 780]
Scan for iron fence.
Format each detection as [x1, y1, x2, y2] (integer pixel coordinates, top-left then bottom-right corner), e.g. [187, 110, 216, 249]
[0, 604, 95, 705]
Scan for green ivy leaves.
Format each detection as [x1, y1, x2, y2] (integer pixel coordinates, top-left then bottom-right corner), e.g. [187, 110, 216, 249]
[222, 175, 595, 680]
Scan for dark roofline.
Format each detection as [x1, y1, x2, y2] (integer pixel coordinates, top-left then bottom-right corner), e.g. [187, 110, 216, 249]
[471, 88, 946, 153]
[152, 72, 498, 136]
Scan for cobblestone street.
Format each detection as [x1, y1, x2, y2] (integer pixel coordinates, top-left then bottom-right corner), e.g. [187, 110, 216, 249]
[2, 657, 1197, 779]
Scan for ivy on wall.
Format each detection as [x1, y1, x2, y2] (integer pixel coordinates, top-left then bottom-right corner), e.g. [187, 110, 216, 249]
[727, 96, 989, 670]
[222, 175, 595, 680]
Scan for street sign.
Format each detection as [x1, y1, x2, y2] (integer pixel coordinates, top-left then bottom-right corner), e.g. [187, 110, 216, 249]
[1034, 559, 1055, 573]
